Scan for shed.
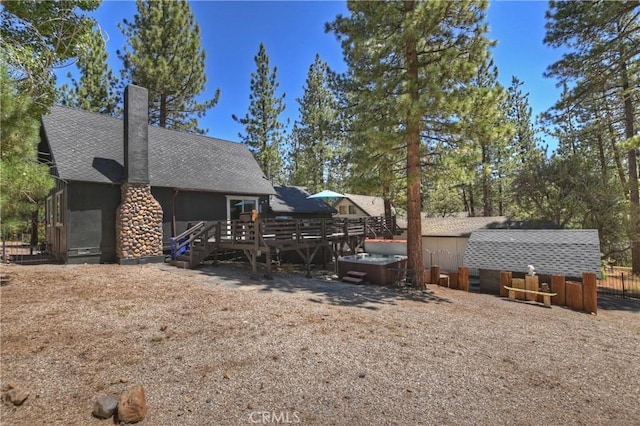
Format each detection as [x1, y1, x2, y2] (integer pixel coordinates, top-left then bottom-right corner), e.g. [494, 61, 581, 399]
[334, 194, 387, 218]
[421, 216, 508, 273]
[463, 229, 602, 293]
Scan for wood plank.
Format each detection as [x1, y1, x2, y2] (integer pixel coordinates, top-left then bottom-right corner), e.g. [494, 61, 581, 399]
[582, 272, 598, 314]
[347, 271, 367, 278]
[343, 276, 363, 284]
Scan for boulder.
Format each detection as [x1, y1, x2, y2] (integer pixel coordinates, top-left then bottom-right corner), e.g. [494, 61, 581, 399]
[117, 385, 147, 424]
[5, 387, 29, 406]
[93, 394, 118, 419]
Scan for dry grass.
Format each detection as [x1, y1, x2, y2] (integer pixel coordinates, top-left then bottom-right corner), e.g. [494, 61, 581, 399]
[1, 261, 639, 425]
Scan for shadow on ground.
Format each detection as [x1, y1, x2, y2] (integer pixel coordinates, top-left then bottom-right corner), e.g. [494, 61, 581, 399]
[597, 294, 640, 312]
[164, 261, 452, 310]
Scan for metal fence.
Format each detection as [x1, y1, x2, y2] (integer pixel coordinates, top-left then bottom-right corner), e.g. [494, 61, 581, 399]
[1, 239, 56, 265]
[598, 268, 640, 299]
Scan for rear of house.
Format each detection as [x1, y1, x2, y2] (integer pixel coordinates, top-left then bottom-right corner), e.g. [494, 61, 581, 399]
[39, 85, 275, 264]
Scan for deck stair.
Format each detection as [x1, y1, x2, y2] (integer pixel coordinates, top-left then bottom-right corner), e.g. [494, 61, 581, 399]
[342, 270, 367, 284]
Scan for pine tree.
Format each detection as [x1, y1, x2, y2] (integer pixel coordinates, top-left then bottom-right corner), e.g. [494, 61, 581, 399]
[461, 58, 512, 217]
[58, 26, 119, 115]
[0, 67, 54, 234]
[118, 0, 220, 133]
[0, 0, 100, 115]
[289, 54, 341, 193]
[328, 0, 492, 289]
[233, 43, 287, 183]
[544, 0, 640, 272]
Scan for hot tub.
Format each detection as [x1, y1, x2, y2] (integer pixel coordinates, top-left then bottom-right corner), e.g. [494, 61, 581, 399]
[338, 253, 408, 286]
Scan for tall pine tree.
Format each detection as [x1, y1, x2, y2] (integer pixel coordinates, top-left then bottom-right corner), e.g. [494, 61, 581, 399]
[0, 67, 54, 234]
[328, 0, 492, 289]
[233, 43, 287, 183]
[544, 0, 640, 272]
[0, 0, 100, 115]
[118, 0, 219, 133]
[289, 54, 341, 193]
[58, 26, 119, 115]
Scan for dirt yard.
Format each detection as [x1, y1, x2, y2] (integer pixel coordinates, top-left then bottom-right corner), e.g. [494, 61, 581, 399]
[1, 262, 639, 425]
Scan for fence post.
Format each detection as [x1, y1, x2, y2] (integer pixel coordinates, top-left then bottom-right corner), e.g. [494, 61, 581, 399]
[551, 275, 566, 306]
[500, 271, 512, 297]
[583, 272, 597, 315]
[621, 272, 625, 298]
[458, 266, 469, 292]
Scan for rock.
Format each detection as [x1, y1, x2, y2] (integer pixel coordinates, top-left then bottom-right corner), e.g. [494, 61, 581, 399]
[5, 387, 30, 406]
[93, 394, 118, 419]
[117, 385, 147, 424]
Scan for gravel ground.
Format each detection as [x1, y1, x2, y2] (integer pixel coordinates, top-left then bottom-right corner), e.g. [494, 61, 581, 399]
[1, 261, 639, 425]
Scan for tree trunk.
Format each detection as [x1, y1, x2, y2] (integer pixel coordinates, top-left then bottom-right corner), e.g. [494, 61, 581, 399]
[404, 0, 425, 289]
[482, 144, 490, 216]
[160, 93, 167, 128]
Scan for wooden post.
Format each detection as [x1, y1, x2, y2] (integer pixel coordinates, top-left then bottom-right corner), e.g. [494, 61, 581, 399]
[449, 272, 459, 290]
[565, 281, 584, 311]
[583, 272, 597, 314]
[430, 265, 440, 285]
[551, 275, 565, 306]
[512, 278, 525, 300]
[500, 271, 512, 297]
[458, 267, 469, 292]
[525, 275, 539, 301]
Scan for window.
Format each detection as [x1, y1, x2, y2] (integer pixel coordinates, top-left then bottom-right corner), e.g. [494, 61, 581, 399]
[54, 190, 64, 226]
[339, 205, 347, 215]
[46, 196, 53, 227]
[348, 205, 356, 215]
[226, 196, 258, 220]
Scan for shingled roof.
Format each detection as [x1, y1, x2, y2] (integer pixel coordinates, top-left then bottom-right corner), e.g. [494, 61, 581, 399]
[421, 216, 509, 237]
[463, 229, 601, 278]
[41, 106, 275, 195]
[270, 185, 337, 214]
[342, 194, 386, 217]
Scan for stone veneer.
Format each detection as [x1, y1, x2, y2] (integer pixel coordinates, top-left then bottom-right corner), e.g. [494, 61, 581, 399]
[116, 183, 163, 260]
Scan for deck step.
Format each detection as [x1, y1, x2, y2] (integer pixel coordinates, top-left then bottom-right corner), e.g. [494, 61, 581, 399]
[346, 270, 367, 278]
[170, 260, 190, 269]
[342, 276, 364, 284]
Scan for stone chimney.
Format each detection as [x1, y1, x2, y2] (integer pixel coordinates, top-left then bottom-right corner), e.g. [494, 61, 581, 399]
[116, 85, 164, 264]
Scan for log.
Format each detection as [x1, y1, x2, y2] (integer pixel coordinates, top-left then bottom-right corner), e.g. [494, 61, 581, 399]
[551, 275, 565, 306]
[458, 267, 469, 292]
[583, 272, 598, 315]
[525, 275, 539, 302]
[430, 265, 440, 285]
[449, 272, 459, 290]
[512, 278, 525, 300]
[500, 271, 512, 297]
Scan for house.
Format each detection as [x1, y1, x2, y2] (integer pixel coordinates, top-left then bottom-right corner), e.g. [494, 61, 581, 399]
[334, 194, 388, 218]
[463, 229, 602, 293]
[266, 185, 336, 219]
[38, 85, 275, 264]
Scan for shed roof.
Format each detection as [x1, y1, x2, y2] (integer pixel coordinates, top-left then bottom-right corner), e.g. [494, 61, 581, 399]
[463, 229, 601, 278]
[41, 106, 275, 195]
[421, 216, 509, 237]
[271, 185, 337, 214]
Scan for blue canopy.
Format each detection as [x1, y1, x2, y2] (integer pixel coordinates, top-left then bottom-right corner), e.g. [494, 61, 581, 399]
[306, 189, 346, 199]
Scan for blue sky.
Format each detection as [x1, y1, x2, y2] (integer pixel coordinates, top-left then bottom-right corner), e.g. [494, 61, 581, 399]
[62, 0, 564, 148]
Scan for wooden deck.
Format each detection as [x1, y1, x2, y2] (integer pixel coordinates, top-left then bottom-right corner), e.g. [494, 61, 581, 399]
[170, 216, 397, 278]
